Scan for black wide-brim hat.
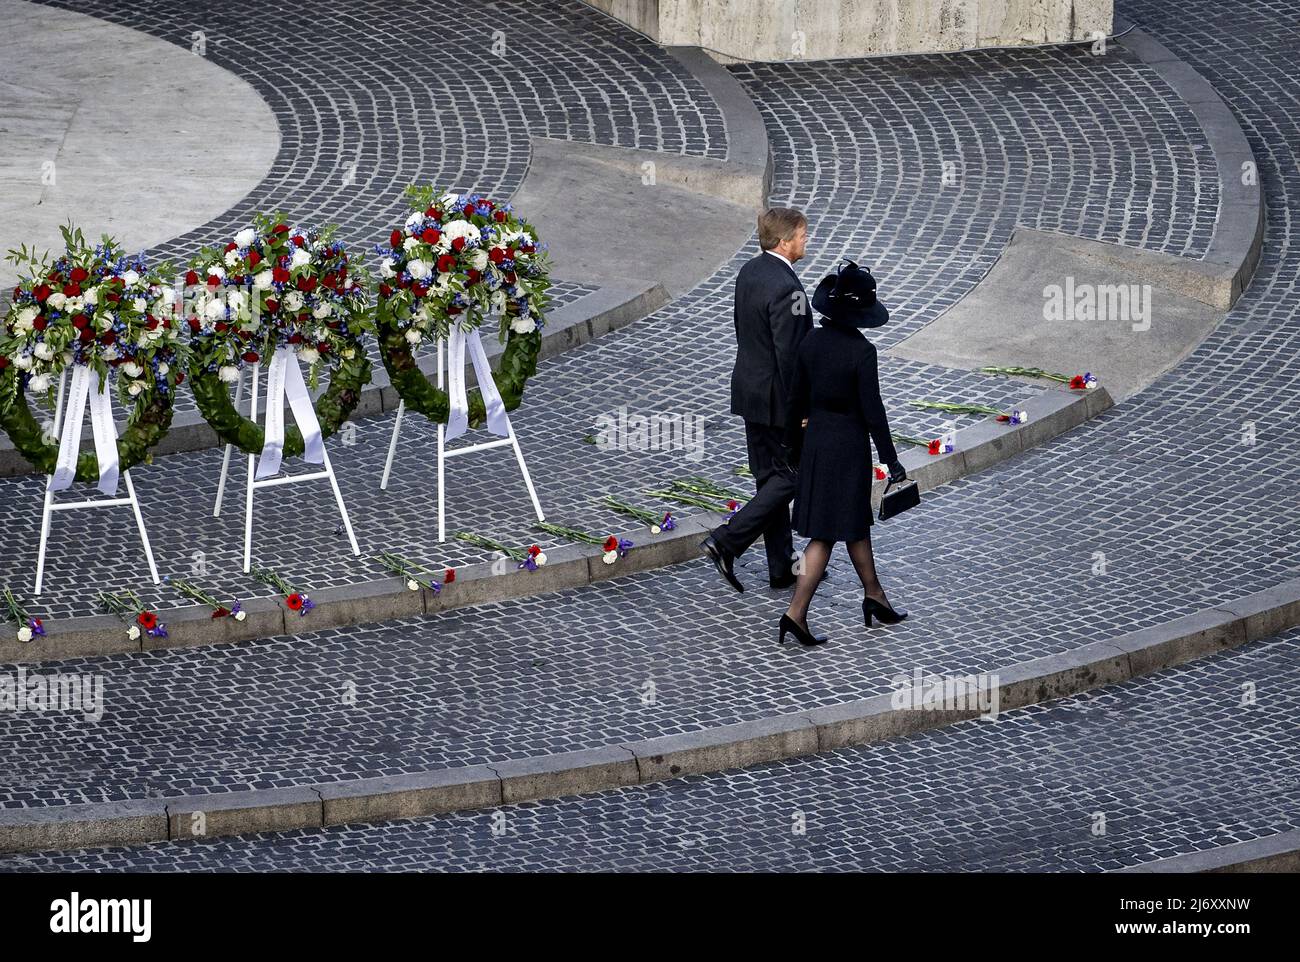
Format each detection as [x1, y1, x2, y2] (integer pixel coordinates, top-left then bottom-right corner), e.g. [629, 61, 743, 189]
[811, 259, 889, 328]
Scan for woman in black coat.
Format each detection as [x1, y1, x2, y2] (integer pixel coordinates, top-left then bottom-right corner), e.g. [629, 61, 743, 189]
[780, 261, 908, 646]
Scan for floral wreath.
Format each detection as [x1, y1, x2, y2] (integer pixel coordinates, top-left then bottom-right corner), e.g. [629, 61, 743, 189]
[185, 212, 373, 456]
[0, 225, 184, 480]
[374, 185, 551, 426]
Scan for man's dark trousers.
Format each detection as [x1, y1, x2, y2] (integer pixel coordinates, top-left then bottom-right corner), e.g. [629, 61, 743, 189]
[714, 422, 797, 578]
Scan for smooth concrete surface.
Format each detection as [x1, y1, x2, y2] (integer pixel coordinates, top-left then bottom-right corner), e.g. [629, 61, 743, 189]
[0, 0, 279, 295]
[887, 227, 1226, 402]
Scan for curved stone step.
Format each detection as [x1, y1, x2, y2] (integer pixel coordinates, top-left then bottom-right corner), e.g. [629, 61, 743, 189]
[0, 379, 1110, 664]
[1, 575, 1294, 857]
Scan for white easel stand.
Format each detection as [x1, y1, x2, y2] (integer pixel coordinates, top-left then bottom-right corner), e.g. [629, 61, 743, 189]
[33, 370, 160, 595]
[379, 337, 544, 542]
[212, 363, 361, 572]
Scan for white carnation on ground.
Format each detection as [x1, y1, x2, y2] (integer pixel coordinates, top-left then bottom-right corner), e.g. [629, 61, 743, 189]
[601, 549, 617, 565]
[235, 227, 256, 248]
[17, 625, 32, 643]
[128, 625, 140, 641]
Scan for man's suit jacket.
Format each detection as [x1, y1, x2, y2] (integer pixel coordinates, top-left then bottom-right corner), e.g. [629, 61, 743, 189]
[729, 251, 811, 427]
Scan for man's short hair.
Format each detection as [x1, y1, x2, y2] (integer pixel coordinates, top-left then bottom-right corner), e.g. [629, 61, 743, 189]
[757, 207, 807, 251]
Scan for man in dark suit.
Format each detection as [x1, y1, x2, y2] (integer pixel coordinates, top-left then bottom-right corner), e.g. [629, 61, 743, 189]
[701, 207, 812, 592]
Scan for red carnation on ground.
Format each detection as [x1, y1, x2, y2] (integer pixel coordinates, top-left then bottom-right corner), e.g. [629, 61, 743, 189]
[443, 568, 455, 583]
[285, 593, 304, 611]
[602, 535, 619, 552]
[136, 611, 158, 631]
[928, 438, 942, 455]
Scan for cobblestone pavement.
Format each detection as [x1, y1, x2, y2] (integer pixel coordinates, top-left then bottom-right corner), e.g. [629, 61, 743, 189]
[4, 626, 1293, 872]
[3, 2, 1214, 620]
[0, 0, 1292, 864]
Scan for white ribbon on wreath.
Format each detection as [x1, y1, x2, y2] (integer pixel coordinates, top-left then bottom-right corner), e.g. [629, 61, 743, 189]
[445, 326, 509, 443]
[255, 345, 325, 479]
[50, 364, 120, 496]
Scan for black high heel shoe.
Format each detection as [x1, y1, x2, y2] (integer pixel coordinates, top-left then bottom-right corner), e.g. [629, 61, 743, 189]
[779, 614, 828, 647]
[863, 595, 908, 627]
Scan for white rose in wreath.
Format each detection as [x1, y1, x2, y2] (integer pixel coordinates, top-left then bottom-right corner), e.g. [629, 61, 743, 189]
[47, 292, 67, 310]
[14, 354, 33, 371]
[405, 329, 422, 345]
[28, 373, 51, 393]
[204, 298, 226, 320]
[312, 303, 333, 319]
[235, 227, 257, 249]
[83, 287, 100, 306]
[283, 291, 304, 312]
[127, 380, 145, 397]
[379, 257, 396, 279]
[290, 248, 311, 269]
[298, 347, 320, 365]
[407, 259, 432, 280]
[442, 221, 478, 246]
[510, 314, 537, 335]
[207, 265, 226, 280]
[253, 271, 273, 290]
[132, 297, 147, 314]
[33, 343, 54, 361]
[402, 236, 420, 253]
[123, 269, 142, 287]
[122, 361, 143, 378]
[468, 249, 488, 271]
[404, 211, 424, 229]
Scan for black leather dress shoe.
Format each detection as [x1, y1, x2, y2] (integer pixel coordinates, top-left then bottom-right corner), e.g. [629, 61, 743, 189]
[769, 569, 829, 590]
[700, 535, 743, 593]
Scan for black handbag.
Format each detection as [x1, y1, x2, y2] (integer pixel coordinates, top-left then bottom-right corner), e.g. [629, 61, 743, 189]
[878, 476, 920, 521]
